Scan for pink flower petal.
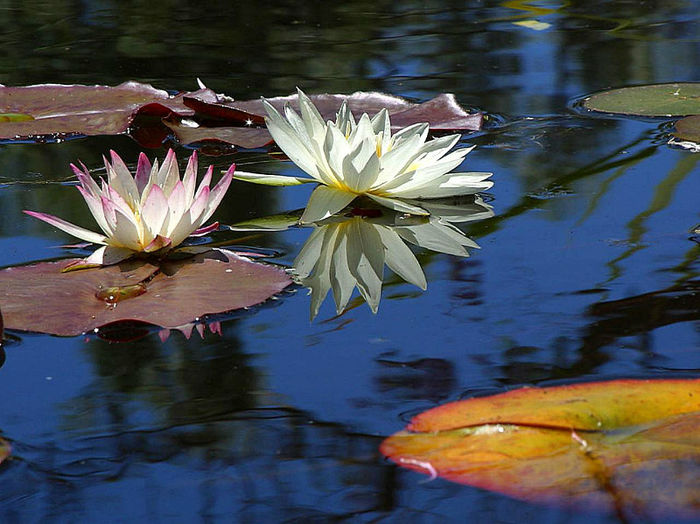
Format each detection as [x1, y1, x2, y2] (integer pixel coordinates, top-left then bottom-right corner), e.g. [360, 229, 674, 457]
[190, 221, 219, 237]
[144, 234, 172, 253]
[140, 183, 169, 239]
[23, 210, 107, 245]
[158, 148, 179, 195]
[183, 150, 198, 203]
[134, 152, 152, 195]
[76, 185, 112, 235]
[200, 163, 235, 224]
[194, 165, 213, 201]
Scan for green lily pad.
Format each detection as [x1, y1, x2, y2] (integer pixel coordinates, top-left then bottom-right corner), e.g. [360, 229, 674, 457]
[582, 83, 700, 117]
[674, 115, 700, 143]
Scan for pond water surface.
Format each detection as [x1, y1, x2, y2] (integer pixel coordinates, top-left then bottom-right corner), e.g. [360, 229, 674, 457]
[0, 2, 699, 523]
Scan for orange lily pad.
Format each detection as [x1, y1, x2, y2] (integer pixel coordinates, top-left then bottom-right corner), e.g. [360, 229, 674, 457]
[0, 249, 291, 336]
[381, 379, 700, 520]
[0, 438, 9, 465]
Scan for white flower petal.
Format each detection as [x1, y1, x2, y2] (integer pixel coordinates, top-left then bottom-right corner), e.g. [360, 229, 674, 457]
[365, 194, 430, 216]
[329, 228, 356, 314]
[234, 170, 318, 186]
[263, 99, 320, 178]
[85, 245, 135, 266]
[370, 108, 391, 150]
[323, 123, 352, 186]
[346, 219, 384, 313]
[392, 172, 493, 199]
[376, 225, 427, 290]
[108, 205, 144, 250]
[166, 180, 187, 234]
[372, 132, 425, 188]
[396, 220, 478, 256]
[300, 185, 357, 224]
[157, 149, 180, 196]
[296, 88, 326, 139]
[293, 225, 327, 278]
[141, 183, 169, 241]
[108, 150, 140, 208]
[302, 225, 341, 319]
[347, 138, 380, 192]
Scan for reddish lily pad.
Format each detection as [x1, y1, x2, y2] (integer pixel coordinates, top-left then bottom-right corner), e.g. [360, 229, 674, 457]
[381, 379, 700, 519]
[0, 249, 291, 336]
[190, 91, 484, 132]
[170, 91, 484, 148]
[163, 117, 273, 149]
[0, 83, 483, 149]
[0, 81, 217, 141]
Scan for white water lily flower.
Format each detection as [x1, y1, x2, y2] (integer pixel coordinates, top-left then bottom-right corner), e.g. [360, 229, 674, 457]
[25, 149, 235, 266]
[235, 88, 493, 223]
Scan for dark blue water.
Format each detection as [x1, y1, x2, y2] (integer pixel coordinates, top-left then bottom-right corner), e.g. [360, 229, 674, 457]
[1, 2, 699, 522]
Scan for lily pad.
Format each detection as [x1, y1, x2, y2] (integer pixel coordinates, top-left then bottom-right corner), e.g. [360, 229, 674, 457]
[0, 249, 291, 336]
[0, 81, 217, 141]
[192, 91, 484, 132]
[582, 83, 700, 117]
[0, 83, 483, 149]
[674, 115, 700, 143]
[381, 379, 700, 519]
[171, 92, 484, 148]
[0, 438, 9, 465]
[163, 117, 273, 149]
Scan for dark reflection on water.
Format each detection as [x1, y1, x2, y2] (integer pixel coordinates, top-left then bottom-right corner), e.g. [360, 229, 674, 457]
[0, 1, 699, 522]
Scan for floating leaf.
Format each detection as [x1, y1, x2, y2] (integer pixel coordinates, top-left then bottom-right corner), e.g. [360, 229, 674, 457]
[162, 118, 273, 149]
[1, 83, 483, 149]
[0, 249, 291, 336]
[0, 438, 9, 465]
[0, 82, 216, 141]
[674, 115, 700, 143]
[162, 91, 484, 148]
[381, 379, 700, 519]
[186, 91, 484, 132]
[582, 83, 700, 117]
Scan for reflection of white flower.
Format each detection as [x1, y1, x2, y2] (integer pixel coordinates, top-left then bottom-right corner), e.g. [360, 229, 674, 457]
[292, 198, 493, 318]
[235, 89, 493, 223]
[25, 150, 235, 266]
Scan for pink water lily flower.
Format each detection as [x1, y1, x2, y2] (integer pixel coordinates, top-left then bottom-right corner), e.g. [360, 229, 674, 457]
[25, 149, 235, 266]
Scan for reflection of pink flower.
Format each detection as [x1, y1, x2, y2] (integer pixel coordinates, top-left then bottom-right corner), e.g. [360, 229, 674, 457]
[25, 150, 235, 266]
[158, 320, 223, 342]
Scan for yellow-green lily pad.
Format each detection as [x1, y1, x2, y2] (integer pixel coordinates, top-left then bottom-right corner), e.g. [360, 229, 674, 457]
[674, 115, 700, 143]
[582, 83, 700, 117]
